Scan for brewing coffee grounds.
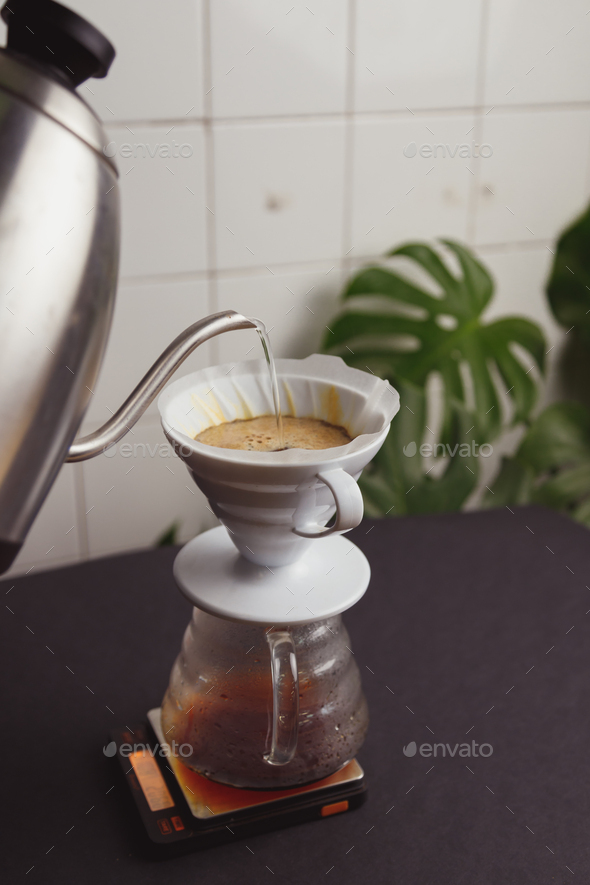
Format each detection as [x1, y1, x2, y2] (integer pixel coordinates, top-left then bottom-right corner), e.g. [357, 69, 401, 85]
[195, 415, 351, 452]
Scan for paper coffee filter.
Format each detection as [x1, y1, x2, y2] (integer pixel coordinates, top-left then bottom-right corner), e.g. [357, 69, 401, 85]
[159, 354, 400, 464]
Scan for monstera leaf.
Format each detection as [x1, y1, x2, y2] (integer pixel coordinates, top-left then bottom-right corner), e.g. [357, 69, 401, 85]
[322, 240, 546, 516]
[360, 380, 479, 516]
[483, 402, 590, 527]
[547, 205, 590, 347]
[323, 241, 545, 444]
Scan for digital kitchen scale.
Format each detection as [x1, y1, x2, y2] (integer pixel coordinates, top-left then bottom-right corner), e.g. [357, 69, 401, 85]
[110, 708, 367, 856]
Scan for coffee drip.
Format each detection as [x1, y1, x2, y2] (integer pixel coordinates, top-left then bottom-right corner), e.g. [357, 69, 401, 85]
[157, 353, 400, 789]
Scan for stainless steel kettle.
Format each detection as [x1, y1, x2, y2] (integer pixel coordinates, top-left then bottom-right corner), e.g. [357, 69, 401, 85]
[0, 0, 255, 572]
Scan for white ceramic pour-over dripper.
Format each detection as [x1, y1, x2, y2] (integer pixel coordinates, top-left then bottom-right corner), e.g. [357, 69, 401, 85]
[158, 354, 399, 567]
[158, 356, 399, 785]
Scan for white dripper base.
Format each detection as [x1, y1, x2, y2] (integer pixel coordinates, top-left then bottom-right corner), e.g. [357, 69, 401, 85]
[173, 525, 370, 626]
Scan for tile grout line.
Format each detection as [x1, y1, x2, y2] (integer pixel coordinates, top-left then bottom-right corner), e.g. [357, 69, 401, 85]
[466, 0, 491, 246]
[101, 100, 590, 131]
[473, 237, 554, 254]
[201, 0, 220, 363]
[340, 0, 357, 283]
[113, 237, 556, 290]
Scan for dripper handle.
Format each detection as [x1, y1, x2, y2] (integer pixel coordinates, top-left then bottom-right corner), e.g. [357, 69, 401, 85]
[264, 630, 299, 767]
[293, 468, 364, 539]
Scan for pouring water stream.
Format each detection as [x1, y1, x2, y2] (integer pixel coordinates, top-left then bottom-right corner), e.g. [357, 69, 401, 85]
[250, 317, 284, 450]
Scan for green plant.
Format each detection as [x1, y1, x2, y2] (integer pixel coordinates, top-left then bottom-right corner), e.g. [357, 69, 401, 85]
[547, 205, 590, 347]
[546, 204, 590, 412]
[154, 521, 180, 547]
[483, 402, 590, 526]
[483, 205, 590, 526]
[322, 240, 546, 515]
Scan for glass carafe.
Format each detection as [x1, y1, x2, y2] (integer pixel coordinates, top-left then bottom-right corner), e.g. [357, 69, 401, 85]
[161, 608, 368, 790]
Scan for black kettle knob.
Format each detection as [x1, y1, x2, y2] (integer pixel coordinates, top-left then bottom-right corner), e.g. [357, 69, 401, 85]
[1, 0, 115, 88]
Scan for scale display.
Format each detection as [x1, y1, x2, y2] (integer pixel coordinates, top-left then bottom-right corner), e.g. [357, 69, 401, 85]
[128, 749, 175, 813]
[111, 713, 366, 854]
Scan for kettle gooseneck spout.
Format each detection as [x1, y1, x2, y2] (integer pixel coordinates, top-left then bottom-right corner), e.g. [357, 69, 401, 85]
[66, 311, 257, 462]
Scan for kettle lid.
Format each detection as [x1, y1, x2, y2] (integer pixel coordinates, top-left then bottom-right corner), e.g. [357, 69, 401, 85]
[1, 0, 115, 88]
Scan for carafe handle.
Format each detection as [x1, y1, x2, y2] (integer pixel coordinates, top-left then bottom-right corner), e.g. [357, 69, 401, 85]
[264, 630, 299, 766]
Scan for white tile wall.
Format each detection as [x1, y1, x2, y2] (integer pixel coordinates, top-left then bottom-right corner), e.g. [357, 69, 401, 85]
[8, 0, 590, 574]
[107, 123, 208, 278]
[213, 121, 346, 269]
[210, 0, 348, 118]
[82, 278, 212, 431]
[66, 0, 204, 122]
[81, 418, 217, 559]
[216, 266, 343, 365]
[354, 0, 483, 113]
[485, 0, 590, 107]
[351, 114, 476, 258]
[473, 109, 590, 246]
[481, 246, 557, 337]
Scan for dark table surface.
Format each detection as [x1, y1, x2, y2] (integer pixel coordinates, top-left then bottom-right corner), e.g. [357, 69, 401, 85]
[3, 505, 590, 884]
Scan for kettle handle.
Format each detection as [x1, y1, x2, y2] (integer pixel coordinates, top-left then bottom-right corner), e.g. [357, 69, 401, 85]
[264, 630, 299, 767]
[66, 311, 256, 462]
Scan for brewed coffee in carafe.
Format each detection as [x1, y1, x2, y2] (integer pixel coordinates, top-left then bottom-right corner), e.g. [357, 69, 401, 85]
[161, 609, 368, 790]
